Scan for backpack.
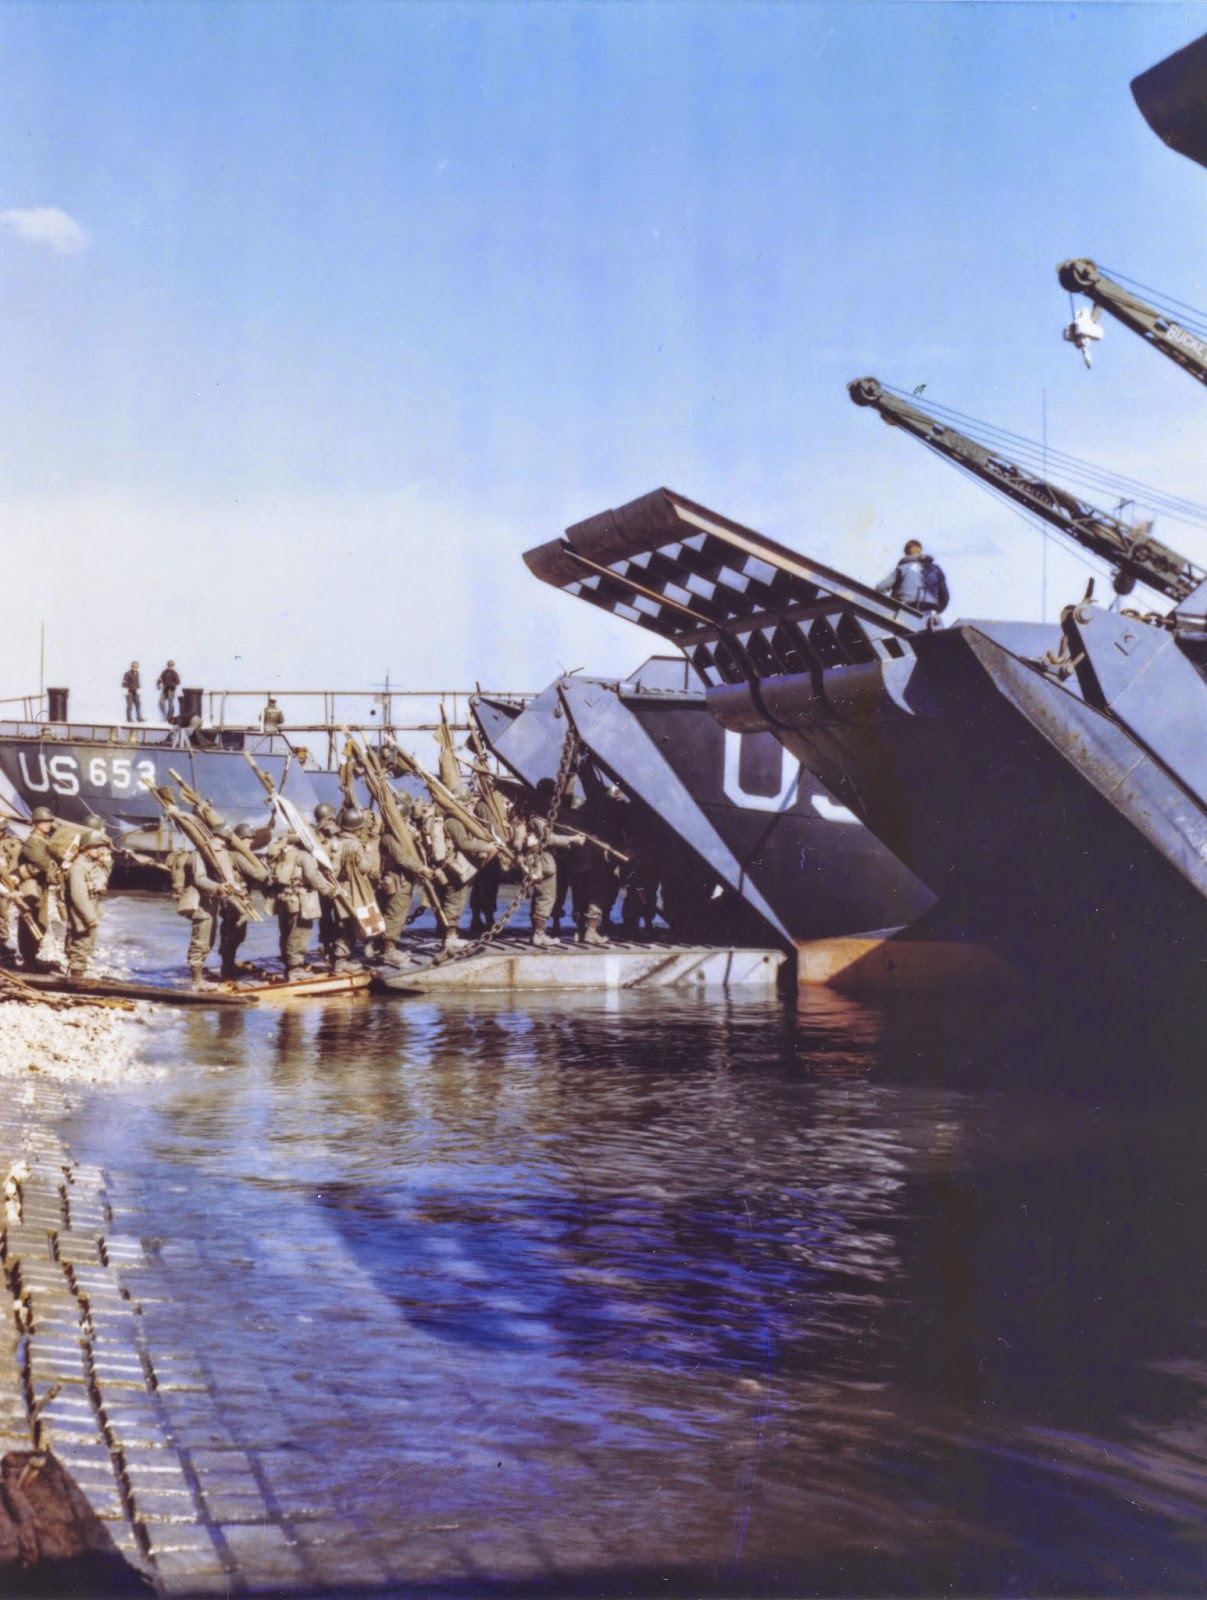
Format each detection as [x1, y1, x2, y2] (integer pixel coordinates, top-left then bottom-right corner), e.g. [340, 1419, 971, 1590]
[920, 559, 949, 611]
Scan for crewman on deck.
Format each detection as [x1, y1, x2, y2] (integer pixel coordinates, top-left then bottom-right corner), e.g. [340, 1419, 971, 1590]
[156, 661, 181, 720]
[15, 807, 61, 969]
[876, 540, 949, 615]
[0, 818, 23, 966]
[64, 831, 113, 980]
[266, 832, 331, 979]
[122, 662, 144, 722]
[216, 823, 269, 980]
[261, 697, 286, 732]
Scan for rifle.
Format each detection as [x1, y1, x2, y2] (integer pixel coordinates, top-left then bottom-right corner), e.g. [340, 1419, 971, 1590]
[168, 769, 266, 880]
[337, 733, 445, 928]
[465, 724, 511, 841]
[141, 780, 261, 922]
[240, 753, 384, 938]
[0, 868, 47, 944]
[379, 736, 518, 868]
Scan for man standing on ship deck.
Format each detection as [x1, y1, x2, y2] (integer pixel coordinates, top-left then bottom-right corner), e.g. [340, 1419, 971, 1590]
[876, 540, 949, 615]
[122, 661, 144, 721]
[157, 661, 181, 720]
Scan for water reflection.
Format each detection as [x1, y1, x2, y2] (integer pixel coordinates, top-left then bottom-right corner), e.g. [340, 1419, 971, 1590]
[58, 898, 1207, 1592]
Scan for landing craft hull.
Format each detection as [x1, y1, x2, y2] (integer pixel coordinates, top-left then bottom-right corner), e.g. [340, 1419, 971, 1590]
[0, 724, 318, 844]
[712, 624, 1207, 1005]
[522, 487, 1207, 1011]
[474, 666, 933, 945]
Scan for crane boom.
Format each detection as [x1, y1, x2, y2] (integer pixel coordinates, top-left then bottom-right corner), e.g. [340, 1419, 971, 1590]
[1058, 258, 1207, 388]
[847, 377, 1206, 604]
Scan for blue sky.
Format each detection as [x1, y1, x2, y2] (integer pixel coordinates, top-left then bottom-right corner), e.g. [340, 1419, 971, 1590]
[2, 1, 1205, 719]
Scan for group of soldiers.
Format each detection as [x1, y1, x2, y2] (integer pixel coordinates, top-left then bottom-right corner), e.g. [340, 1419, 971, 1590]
[0, 754, 659, 990]
[0, 809, 115, 979]
[166, 766, 651, 988]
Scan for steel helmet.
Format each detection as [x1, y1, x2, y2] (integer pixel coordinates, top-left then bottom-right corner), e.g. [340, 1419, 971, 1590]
[232, 823, 255, 840]
[338, 805, 365, 830]
[83, 830, 110, 850]
[31, 807, 55, 824]
[314, 802, 336, 823]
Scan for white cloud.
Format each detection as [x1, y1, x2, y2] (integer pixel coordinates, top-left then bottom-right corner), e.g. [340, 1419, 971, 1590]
[0, 206, 89, 255]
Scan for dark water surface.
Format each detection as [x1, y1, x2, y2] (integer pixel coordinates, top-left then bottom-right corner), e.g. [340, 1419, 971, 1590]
[60, 899, 1207, 1595]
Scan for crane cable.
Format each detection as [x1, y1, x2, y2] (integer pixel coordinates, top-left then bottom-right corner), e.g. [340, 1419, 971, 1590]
[880, 384, 1207, 531]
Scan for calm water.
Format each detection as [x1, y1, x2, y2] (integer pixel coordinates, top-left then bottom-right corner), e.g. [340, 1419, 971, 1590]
[56, 898, 1207, 1594]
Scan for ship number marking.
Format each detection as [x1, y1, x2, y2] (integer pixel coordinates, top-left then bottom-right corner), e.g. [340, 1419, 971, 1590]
[17, 752, 157, 797]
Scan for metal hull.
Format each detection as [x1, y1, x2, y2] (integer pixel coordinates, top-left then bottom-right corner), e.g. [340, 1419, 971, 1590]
[475, 666, 933, 946]
[712, 623, 1207, 1003]
[0, 724, 318, 845]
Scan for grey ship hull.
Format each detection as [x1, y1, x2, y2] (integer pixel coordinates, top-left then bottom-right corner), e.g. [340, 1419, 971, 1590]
[474, 663, 933, 946]
[713, 622, 1207, 1002]
[0, 723, 318, 845]
[523, 487, 1207, 1007]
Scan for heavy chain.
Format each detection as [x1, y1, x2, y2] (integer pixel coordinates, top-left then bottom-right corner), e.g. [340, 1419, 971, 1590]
[430, 721, 582, 966]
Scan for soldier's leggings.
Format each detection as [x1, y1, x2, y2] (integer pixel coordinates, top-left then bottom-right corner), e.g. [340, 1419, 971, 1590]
[530, 863, 558, 931]
[218, 906, 249, 972]
[277, 909, 315, 973]
[380, 880, 416, 944]
[65, 924, 98, 977]
[439, 880, 473, 932]
[187, 911, 216, 970]
[16, 911, 46, 966]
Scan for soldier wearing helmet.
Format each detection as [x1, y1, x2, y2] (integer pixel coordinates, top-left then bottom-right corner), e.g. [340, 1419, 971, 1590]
[328, 806, 372, 973]
[15, 808, 61, 968]
[64, 831, 113, 980]
[0, 815, 23, 966]
[215, 823, 269, 981]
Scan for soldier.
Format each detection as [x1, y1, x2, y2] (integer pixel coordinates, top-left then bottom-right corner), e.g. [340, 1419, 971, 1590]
[64, 831, 113, 980]
[424, 794, 497, 954]
[329, 805, 372, 973]
[121, 661, 143, 722]
[15, 807, 61, 968]
[312, 803, 340, 965]
[517, 784, 601, 948]
[261, 697, 285, 732]
[156, 660, 181, 719]
[0, 817, 23, 965]
[377, 794, 432, 968]
[216, 823, 269, 980]
[266, 832, 331, 979]
[468, 788, 508, 936]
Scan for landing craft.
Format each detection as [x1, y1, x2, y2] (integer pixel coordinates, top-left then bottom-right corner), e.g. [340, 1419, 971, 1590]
[523, 478, 1207, 1013]
[473, 656, 934, 947]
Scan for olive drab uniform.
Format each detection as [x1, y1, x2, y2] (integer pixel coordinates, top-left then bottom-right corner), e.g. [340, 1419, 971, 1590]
[329, 825, 371, 971]
[217, 845, 269, 979]
[378, 829, 424, 958]
[426, 804, 495, 946]
[468, 793, 507, 936]
[15, 826, 62, 966]
[266, 837, 330, 977]
[172, 846, 221, 980]
[64, 846, 113, 979]
[0, 828, 23, 961]
[315, 813, 340, 962]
